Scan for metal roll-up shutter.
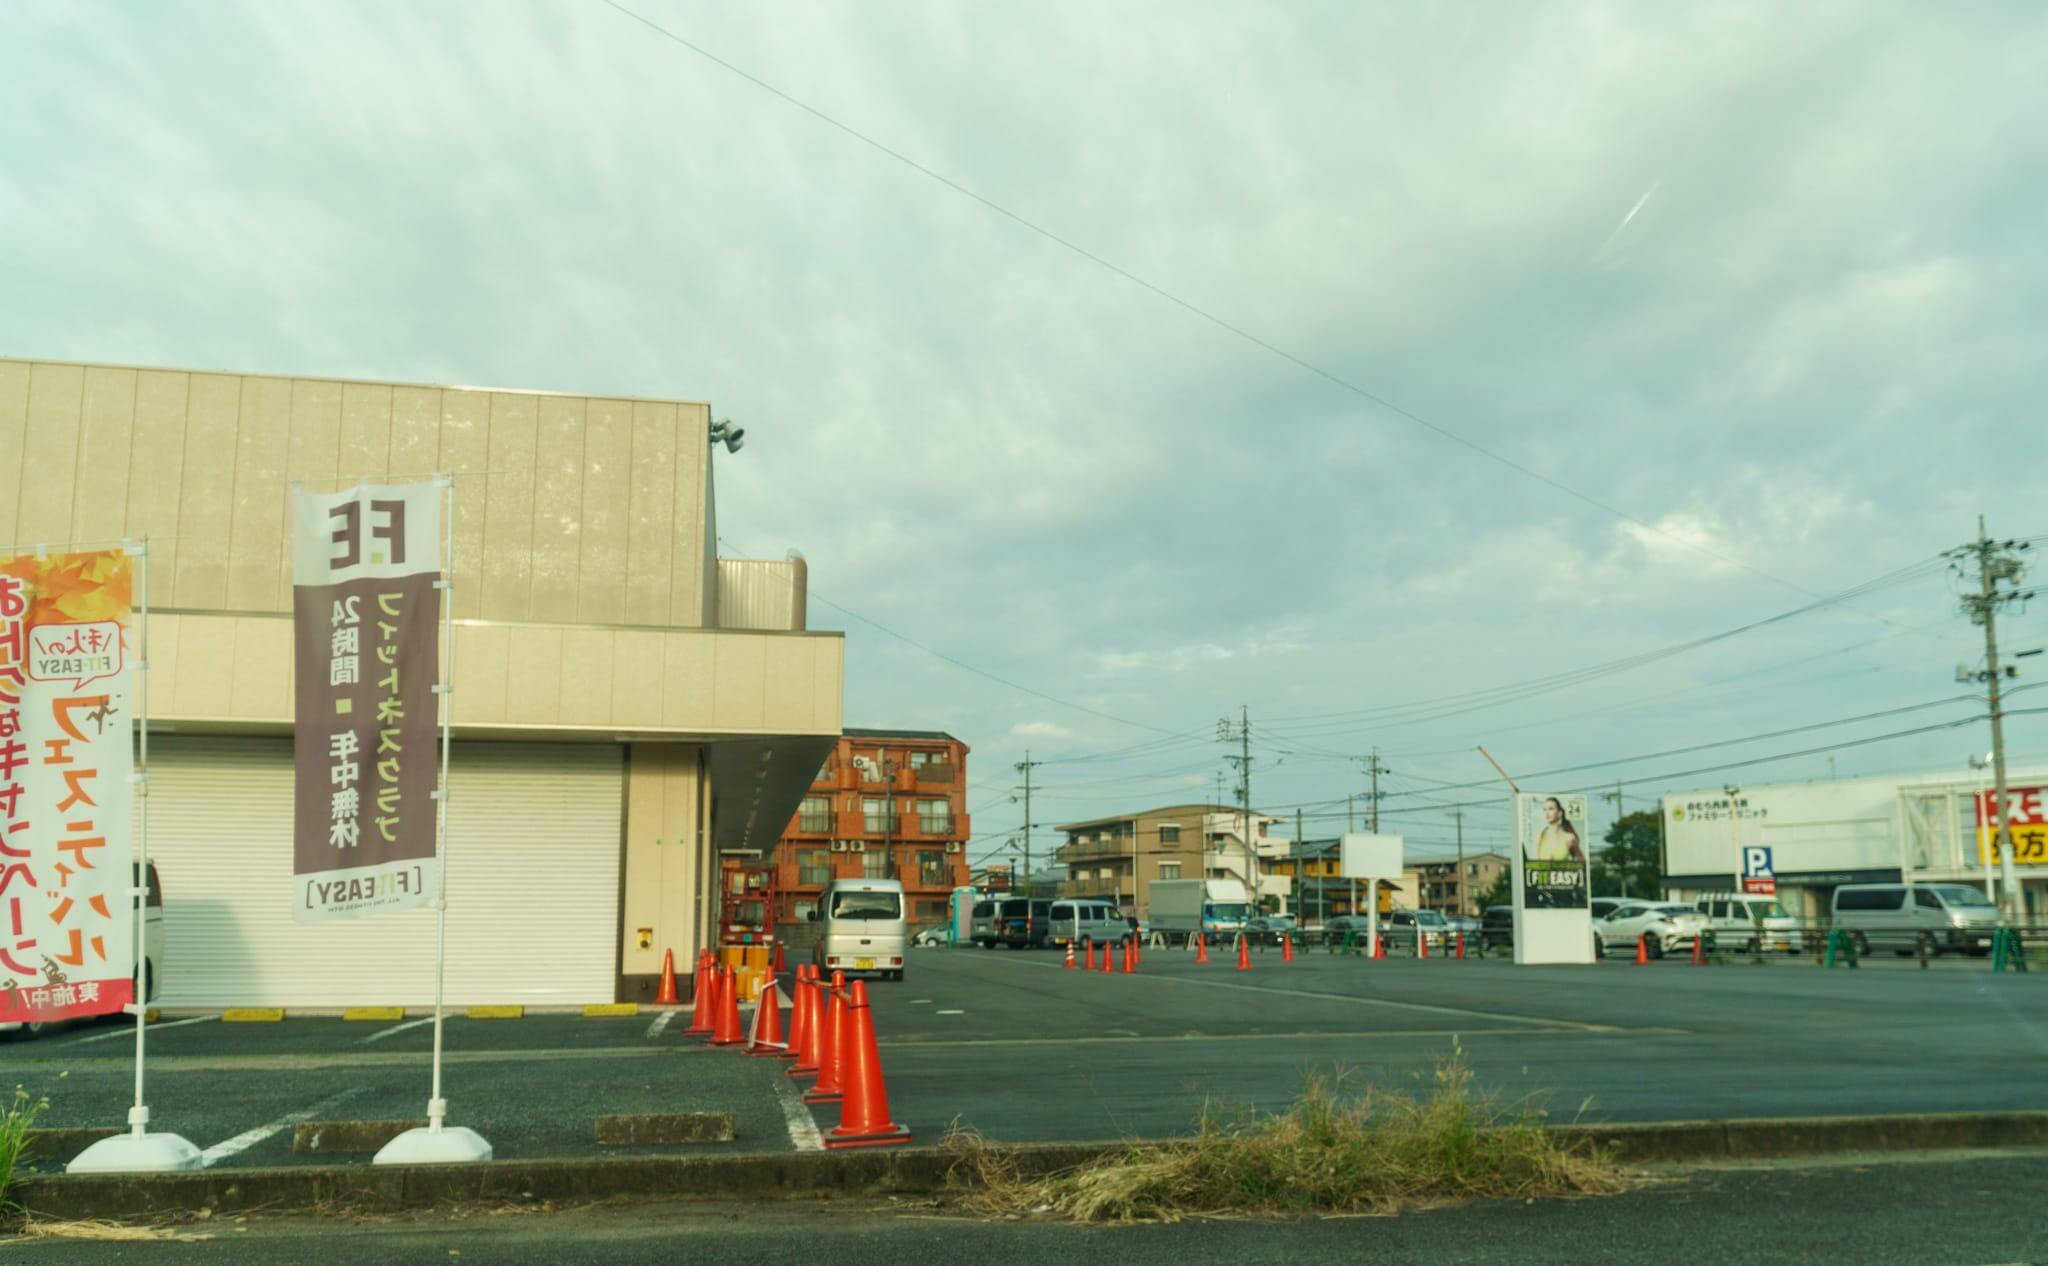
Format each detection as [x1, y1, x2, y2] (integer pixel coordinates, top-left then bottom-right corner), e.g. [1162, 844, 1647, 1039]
[147, 737, 622, 1009]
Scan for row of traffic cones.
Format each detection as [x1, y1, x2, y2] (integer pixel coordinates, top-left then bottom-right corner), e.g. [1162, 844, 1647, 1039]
[662, 947, 912, 1149]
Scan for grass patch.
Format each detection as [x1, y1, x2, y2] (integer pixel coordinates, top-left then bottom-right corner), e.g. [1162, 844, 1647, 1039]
[2, 1085, 50, 1221]
[946, 1052, 1627, 1223]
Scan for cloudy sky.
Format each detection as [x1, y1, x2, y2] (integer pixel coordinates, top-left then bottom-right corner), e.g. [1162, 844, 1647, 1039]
[4, 1, 2044, 869]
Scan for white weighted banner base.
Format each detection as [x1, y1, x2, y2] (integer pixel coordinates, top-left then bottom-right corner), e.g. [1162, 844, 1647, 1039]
[68, 1131, 203, 1173]
[373, 1124, 493, 1165]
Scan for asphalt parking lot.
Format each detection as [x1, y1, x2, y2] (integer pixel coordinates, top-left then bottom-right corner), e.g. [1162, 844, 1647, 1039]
[12, 942, 2048, 1175]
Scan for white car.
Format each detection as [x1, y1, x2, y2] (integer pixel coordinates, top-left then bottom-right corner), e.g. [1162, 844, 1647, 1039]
[1594, 902, 1710, 959]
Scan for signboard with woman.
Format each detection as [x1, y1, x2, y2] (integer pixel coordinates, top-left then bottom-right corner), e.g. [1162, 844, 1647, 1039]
[1512, 793, 1593, 963]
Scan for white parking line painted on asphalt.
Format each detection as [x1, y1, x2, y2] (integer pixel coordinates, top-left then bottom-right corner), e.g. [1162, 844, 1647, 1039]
[358, 1016, 437, 1045]
[199, 1088, 362, 1168]
[645, 1008, 679, 1039]
[773, 1072, 825, 1151]
[968, 953, 1613, 1032]
[908, 999, 933, 1004]
[935, 1009, 965, 1015]
[65, 1014, 219, 1045]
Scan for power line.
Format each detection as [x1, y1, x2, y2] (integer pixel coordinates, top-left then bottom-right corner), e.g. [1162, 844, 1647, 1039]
[601, 0, 1939, 616]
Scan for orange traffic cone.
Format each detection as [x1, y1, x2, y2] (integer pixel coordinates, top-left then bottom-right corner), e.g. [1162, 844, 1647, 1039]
[747, 977, 786, 1056]
[772, 941, 787, 978]
[823, 981, 911, 1149]
[1099, 938, 1113, 974]
[1280, 933, 1295, 963]
[1132, 936, 1142, 968]
[1691, 935, 1705, 966]
[1634, 934, 1650, 966]
[684, 952, 719, 1039]
[789, 971, 825, 1079]
[1194, 934, 1211, 964]
[710, 966, 745, 1046]
[1064, 942, 1077, 969]
[1236, 934, 1253, 971]
[656, 948, 680, 1005]
[1455, 933, 1466, 960]
[804, 972, 849, 1104]
[1418, 927, 1430, 959]
[780, 965, 811, 1062]
[1372, 933, 1385, 960]
[1120, 937, 1135, 974]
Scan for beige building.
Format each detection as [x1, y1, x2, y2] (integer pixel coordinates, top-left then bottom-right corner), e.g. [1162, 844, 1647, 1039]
[1055, 804, 1287, 915]
[0, 357, 842, 1008]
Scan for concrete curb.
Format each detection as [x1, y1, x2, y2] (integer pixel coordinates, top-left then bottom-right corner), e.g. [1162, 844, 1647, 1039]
[15, 1111, 2048, 1223]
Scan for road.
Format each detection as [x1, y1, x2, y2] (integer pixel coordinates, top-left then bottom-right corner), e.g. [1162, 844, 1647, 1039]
[12, 945, 2048, 1174]
[10, 1149, 2048, 1263]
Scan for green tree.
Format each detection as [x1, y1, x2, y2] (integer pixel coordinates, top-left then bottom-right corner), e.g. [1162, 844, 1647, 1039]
[1474, 868, 1511, 911]
[1592, 809, 1662, 899]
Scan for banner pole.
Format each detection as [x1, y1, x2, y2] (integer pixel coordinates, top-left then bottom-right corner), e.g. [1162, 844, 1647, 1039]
[69, 536, 200, 1172]
[429, 475, 455, 1131]
[132, 537, 148, 1130]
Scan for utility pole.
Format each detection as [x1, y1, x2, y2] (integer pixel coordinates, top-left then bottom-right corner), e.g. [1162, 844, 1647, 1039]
[1219, 708, 1259, 910]
[1948, 520, 2033, 922]
[1014, 752, 1039, 898]
[1600, 781, 1627, 898]
[1366, 748, 1383, 832]
[1295, 806, 1305, 918]
[1449, 806, 1465, 916]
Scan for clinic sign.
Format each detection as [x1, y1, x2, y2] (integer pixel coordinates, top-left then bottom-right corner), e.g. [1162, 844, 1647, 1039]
[0, 550, 136, 1025]
[1976, 787, 2047, 867]
[292, 485, 442, 920]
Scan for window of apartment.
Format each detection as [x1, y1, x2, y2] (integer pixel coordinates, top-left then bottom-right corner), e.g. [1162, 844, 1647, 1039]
[917, 849, 946, 885]
[909, 751, 931, 769]
[798, 796, 831, 833]
[1097, 866, 1115, 881]
[862, 797, 899, 834]
[1158, 861, 1182, 880]
[791, 899, 818, 923]
[796, 848, 831, 886]
[1159, 824, 1181, 843]
[861, 850, 890, 879]
[918, 799, 952, 833]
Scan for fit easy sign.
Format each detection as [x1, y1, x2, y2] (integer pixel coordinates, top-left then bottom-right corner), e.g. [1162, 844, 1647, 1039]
[1741, 846, 1776, 896]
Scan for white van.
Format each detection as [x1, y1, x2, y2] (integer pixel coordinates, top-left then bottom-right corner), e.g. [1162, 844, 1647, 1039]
[1693, 891, 1801, 953]
[811, 878, 909, 980]
[1831, 883, 2000, 956]
[1045, 899, 1124, 949]
[970, 898, 1000, 948]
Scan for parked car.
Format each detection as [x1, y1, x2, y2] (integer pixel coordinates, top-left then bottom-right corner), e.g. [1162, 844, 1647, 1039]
[970, 899, 999, 948]
[1444, 913, 1482, 937]
[1046, 899, 1125, 948]
[995, 897, 1055, 949]
[810, 878, 908, 980]
[1831, 883, 2000, 956]
[1387, 909, 1450, 952]
[1320, 914, 1375, 947]
[1480, 905, 1515, 952]
[2, 861, 163, 1041]
[1245, 914, 1298, 945]
[1594, 902, 1710, 959]
[912, 924, 951, 947]
[1590, 897, 1623, 921]
[1693, 892, 1801, 953]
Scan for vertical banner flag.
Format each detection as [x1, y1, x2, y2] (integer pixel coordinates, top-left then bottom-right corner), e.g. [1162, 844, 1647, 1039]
[1514, 793, 1590, 910]
[293, 485, 442, 921]
[0, 550, 136, 1025]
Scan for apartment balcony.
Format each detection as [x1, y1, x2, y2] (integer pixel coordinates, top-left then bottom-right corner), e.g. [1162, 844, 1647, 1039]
[1058, 880, 1127, 900]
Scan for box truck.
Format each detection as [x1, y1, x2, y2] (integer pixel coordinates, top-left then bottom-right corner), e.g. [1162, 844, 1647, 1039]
[1148, 878, 1251, 943]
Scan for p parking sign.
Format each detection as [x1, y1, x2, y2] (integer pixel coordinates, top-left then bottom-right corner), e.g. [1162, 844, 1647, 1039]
[1741, 846, 1776, 896]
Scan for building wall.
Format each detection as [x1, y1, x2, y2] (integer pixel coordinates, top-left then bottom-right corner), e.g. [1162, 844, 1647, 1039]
[1057, 805, 1218, 913]
[773, 732, 973, 927]
[0, 359, 714, 626]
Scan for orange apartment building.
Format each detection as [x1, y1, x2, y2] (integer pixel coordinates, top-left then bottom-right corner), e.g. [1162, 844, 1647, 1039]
[772, 728, 972, 928]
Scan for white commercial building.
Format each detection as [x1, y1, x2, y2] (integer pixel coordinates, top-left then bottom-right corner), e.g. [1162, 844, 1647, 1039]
[1661, 765, 2048, 920]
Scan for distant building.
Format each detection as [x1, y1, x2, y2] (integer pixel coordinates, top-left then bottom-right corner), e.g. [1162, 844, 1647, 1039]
[1054, 804, 1290, 915]
[772, 728, 971, 929]
[1415, 851, 1510, 917]
[1268, 839, 1420, 919]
